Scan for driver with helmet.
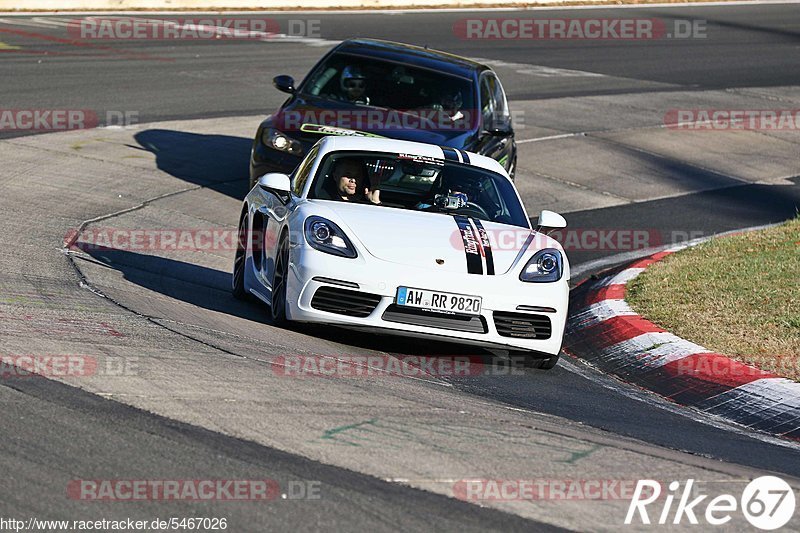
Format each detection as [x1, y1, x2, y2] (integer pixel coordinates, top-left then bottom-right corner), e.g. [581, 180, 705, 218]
[339, 66, 370, 105]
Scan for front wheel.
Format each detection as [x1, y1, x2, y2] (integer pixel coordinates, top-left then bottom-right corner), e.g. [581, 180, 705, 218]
[270, 232, 290, 326]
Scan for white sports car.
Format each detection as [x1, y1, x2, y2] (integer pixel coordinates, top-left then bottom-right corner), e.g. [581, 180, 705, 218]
[233, 135, 569, 368]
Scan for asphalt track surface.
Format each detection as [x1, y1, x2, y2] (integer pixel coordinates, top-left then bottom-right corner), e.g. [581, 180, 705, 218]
[1, 4, 800, 531]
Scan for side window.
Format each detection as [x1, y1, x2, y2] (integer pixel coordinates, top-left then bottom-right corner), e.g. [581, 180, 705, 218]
[482, 73, 510, 130]
[490, 75, 509, 120]
[479, 76, 493, 127]
[292, 146, 319, 196]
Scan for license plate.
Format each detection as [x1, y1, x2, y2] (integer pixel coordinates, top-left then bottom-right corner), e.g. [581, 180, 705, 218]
[396, 287, 482, 315]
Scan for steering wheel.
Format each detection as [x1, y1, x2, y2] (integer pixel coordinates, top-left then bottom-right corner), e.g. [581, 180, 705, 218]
[455, 202, 490, 219]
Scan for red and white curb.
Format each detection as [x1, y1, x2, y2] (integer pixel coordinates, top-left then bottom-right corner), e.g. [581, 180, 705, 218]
[564, 247, 800, 441]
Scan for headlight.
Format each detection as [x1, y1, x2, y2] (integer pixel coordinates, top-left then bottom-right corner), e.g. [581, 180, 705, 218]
[262, 128, 303, 156]
[304, 216, 357, 258]
[520, 249, 563, 283]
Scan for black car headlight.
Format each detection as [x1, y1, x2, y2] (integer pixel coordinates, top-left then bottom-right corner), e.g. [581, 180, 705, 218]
[262, 128, 303, 156]
[304, 216, 357, 258]
[520, 249, 563, 283]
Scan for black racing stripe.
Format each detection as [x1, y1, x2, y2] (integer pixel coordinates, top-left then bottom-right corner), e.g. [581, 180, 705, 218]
[441, 147, 460, 162]
[457, 149, 470, 164]
[454, 215, 483, 275]
[471, 218, 494, 275]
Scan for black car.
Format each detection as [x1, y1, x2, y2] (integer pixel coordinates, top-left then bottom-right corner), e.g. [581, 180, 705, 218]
[250, 38, 516, 187]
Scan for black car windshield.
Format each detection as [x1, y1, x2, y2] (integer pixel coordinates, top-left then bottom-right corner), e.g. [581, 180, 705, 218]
[308, 151, 529, 228]
[300, 52, 476, 113]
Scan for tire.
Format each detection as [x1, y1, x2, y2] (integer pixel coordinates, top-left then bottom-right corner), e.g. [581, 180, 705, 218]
[232, 212, 249, 300]
[270, 231, 290, 326]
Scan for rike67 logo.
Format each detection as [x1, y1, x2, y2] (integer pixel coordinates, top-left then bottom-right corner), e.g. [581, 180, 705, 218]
[626, 477, 796, 530]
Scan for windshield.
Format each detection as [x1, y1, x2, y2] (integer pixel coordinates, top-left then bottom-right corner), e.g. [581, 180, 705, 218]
[307, 151, 529, 228]
[300, 52, 476, 112]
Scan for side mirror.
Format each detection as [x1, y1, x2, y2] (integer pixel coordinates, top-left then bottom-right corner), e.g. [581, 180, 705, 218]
[273, 75, 295, 94]
[483, 115, 513, 136]
[257, 173, 292, 204]
[536, 210, 567, 233]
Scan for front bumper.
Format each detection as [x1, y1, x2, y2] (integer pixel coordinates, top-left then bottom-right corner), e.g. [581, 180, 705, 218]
[284, 244, 568, 356]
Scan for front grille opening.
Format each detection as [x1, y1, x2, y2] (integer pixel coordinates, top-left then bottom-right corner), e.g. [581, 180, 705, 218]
[310, 286, 382, 318]
[493, 311, 552, 339]
[382, 304, 487, 334]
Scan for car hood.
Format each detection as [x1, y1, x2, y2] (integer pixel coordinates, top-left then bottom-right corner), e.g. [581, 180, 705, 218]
[317, 201, 535, 275]
[271, 96, 476, 148]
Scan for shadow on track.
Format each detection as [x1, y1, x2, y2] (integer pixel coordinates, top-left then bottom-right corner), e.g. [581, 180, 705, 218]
[72, 210, 800, 477]
[132, 129, 252, 200]
[77, 247, 490, 359]
[563, 177, 800, 267]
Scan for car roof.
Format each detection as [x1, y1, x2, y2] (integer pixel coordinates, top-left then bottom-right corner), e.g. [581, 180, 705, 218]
[333, 38, 489, 80]
[316, 135, 508, 178]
